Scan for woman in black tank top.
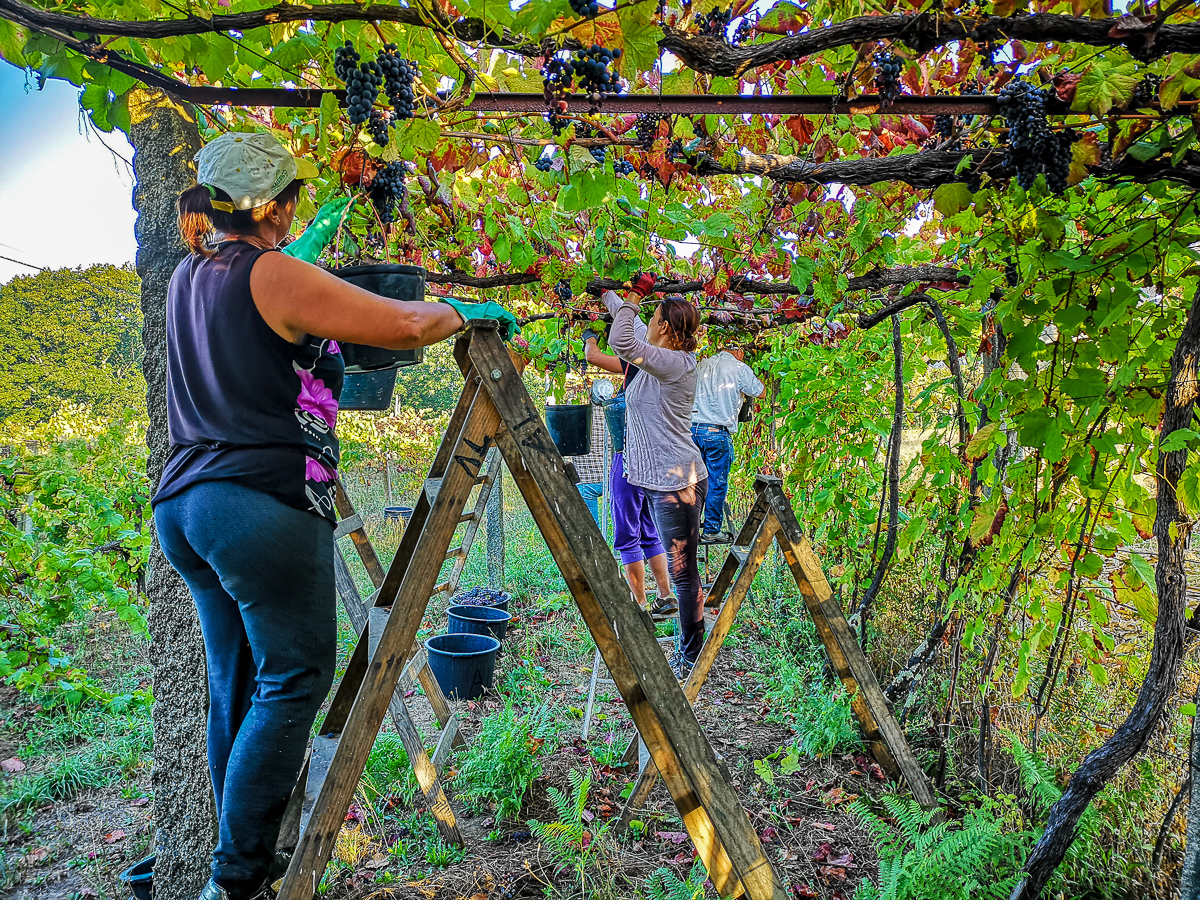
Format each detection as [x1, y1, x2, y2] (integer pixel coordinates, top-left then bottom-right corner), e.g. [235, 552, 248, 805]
[151, 132, 497, 900]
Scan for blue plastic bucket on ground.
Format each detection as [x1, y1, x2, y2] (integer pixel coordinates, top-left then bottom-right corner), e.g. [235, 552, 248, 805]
[447, 604, 512, 644]
[425, 633, 501, 700]
[383, 505, 414, 524]
[119, 855, 155, 900]
[545, 403, 592, 456]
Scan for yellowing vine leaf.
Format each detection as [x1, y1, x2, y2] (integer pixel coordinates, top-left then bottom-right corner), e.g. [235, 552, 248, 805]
[1072, 63, 1139, 116]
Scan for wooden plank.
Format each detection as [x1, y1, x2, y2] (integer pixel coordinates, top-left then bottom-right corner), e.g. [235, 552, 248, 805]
[439, 448, 502, 599]
[468, 326, 784, 900]
[396, 647, 428, 696]
[277, 371, 500, 900]
[333, 513, 364, 541]
[762, 483, 938, 812]
[431, 714, 459, 771]
[334, 547, 368, 635]
[616, 507, 779, 831]
[333, 481, 386, 588]
[457, 512, 476, 525]
[581, 647, 604, 741]
[300, 736, 338, 836]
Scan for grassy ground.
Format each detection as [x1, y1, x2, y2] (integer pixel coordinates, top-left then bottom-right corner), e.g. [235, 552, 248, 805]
[2, 463, 1194, 900]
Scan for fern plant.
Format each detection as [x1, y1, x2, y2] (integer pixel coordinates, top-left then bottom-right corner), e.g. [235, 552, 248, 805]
[850, 796, 1034, 900]
[529, 769, 618, 898]
[454, 700, 559, 820]
[642, 860, 709, 900]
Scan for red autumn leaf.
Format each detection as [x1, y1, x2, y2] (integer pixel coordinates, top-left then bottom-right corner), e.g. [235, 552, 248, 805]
[785, 116, 815, 146]
[812, 842, 835, 862]
[818, 865, 848, 882]
[760, 826, 777, 843]
[792, 887, 819, 899]
[1052, 71, 1082, 104]
[810, 821, 836, 832]
[827, 852, 856, 867]
[104, 830, 126, 844]
[673, 849, 693, 864]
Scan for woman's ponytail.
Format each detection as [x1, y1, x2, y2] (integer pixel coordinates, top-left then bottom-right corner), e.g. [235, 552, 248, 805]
[178, 184, 217, 258]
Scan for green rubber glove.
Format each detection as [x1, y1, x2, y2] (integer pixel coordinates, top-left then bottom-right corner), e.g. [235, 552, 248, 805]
[439, 298, 521, 341]
[282, 196, 354, 263]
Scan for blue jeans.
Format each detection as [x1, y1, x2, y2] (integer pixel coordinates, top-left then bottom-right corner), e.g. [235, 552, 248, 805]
[577, 481, 603, 527]
[646, 479, 707, 663]
[155, 481, 337, 897]
[691, 424, 734, 533]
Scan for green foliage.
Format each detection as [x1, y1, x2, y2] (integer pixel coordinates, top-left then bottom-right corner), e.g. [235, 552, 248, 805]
[360, 733, 418, 806]
[0, 414, 150, 706]
[850, 796, 1033, 900]
[529, 769, 619, 898]
[0, 265, 143, 423]
[454, 701, 559, 820]
[642, 861, 710, 900]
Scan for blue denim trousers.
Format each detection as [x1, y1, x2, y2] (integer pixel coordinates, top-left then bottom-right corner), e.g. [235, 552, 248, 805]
[646, 478, 708, 663]
[155, 481, 336, 897]
[691, 424, 734, 533]
[577, 481, 603, 527]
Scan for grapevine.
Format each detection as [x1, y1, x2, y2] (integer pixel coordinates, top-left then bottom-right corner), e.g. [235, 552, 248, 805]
[333, 41, 359, 83]
[697, 7, 731, 38]
[367, 108, 390, 147]
[996, 76, 1075, 193]
[873, 49, 902, 109]
[575, 45, 622, 111]
[378, 45, 420, 121]
[568, 0, 601, 17]
[339, 51, 382, 126]
[1131, 74, 1161, 108]
[614, 157, 634, 175]
[370, 161, 407, 224]
[575, 122, 607, 164]
[554, 280, 572, 303]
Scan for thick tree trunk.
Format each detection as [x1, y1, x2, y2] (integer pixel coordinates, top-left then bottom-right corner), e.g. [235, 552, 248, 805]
[1010, 283, 1200, 900]
[129, 89, 212, 900]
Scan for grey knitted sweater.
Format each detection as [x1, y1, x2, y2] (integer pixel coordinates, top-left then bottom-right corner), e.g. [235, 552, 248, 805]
[605, 291, 707, 492]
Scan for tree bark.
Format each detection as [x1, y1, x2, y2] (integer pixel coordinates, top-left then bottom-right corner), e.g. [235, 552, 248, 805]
[129, 89, 212, 900]
[1010, 282, 1200, 900]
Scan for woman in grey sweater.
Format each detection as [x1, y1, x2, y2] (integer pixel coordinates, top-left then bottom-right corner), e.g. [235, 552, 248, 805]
[606, 275, 707, 675]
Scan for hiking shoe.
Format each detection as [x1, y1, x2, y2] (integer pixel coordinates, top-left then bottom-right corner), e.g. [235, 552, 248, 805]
[670, 652, 695, 682]
[701, 530, 732, 544]
[649, 595, 678, 618]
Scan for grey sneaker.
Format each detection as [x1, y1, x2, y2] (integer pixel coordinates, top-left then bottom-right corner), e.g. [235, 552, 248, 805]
[649, 595, 678, 618]
[670, 652, 694, 682]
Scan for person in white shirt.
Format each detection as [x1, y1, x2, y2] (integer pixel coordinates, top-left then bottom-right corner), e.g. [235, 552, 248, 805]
[690, 344, 764, 541]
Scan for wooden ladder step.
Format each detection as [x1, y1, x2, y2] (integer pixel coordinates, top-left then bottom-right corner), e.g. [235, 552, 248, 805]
[445, 546, 466, 561]
[333, 513, 364, 541]
[730, 545, 750, 562]
[299, 734, 339, 837]
[457, 512, 476, 525]
[432, 581, 452, 597]
[396, 647, 429, 696]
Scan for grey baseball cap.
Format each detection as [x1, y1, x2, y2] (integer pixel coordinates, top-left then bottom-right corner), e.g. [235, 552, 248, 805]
[195, 131, 318, 212]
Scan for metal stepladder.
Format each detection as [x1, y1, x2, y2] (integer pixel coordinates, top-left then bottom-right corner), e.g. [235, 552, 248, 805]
[319, 454, 500, 848]
[612, 475, 940, 832]
[277, 322, 788, 900]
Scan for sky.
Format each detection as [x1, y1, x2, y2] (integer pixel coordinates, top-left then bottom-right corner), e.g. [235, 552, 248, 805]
[0, 64, 137, 285]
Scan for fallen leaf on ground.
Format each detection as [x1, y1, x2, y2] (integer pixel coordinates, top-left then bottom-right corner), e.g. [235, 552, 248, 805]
[792, 887, 819, 899]
[818, 865, 847, 882]
[26, 848, 50, 864]
[363, 853, 389, 870]
[128, 797, 149, 807]
[1, 757, 26, 773]
[809, 821, 836, 832]
[104, 830, 126, 843]
[581, 809, 594, 822]
[656, 831, 689, 844]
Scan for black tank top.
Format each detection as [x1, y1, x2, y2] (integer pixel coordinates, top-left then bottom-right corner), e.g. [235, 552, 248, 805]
[153, 241, 344, 522]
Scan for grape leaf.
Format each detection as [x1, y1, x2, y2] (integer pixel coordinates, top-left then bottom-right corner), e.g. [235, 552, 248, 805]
[933, 183, 972, 217]
[1072, 62, 1138, 115]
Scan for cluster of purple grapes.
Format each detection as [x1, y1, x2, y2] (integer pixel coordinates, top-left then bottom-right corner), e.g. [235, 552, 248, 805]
[554, 280, 572, 303]
[335, 42, 382, 126]
[697, 7, 731, 37]
[379, 45, 420, 120]
[367, 109, 390, 146]
[542, 46, 622, 113]
[874, 49, 903, 109]
[535, 156, 555, 172]
[635, 113, 665, 150]
[370, 161, 406, 224]
[614, 157, 635, 175]
[996, 76, 1074, 193]
[568, 0, 601, 17]
[575, 122, 608, 163]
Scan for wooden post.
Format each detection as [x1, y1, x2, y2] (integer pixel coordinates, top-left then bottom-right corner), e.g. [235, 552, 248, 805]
[486, 465, 504, 589]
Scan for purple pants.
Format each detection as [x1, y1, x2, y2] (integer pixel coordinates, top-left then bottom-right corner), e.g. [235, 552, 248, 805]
[610, 452, 665, 565]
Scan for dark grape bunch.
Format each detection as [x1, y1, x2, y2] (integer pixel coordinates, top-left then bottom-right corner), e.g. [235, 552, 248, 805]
[546, 111, 569, 136]
[334, 42, 360, 82]
[874, 49, 903, 109]
[996, 77, 1075, 193]
[335, 39, 383, 127]
[697, 7, 731, 37]
[535, 155, 555, 172]
[367, 109, 390, 146]
[731, 16, 755, 46]
[542, 46, 622, 114]
[452, 586, 510, 607]
[614, 157, 635, 175]
[1131, 74, 1161, 108]
[370, 161, 407, 224]
[575, 122, 607, 164]
[635, 113, 665, 150]
[1005, 259, 1019, 287]
[554, 280, 572, 303]
[568, 0, 600, 17]
[667, 138, 686, 161]
[378, 45, 420, 121]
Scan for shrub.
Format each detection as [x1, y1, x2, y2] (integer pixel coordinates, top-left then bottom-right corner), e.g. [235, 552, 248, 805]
[454, 701, 559, 820]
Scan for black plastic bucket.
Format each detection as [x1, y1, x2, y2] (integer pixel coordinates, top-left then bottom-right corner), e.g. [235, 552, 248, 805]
[447, 604, 512, 644]
[451, 587, 511, 612]
[603, 393, 626, 453]
[383, 505, 414, 524]
[119, 855, 155, 900]
[545, 403, 592, 456]
[333, 264, 427, 371]
[425, 633, 501, 700]
[340, 368, 398, 411]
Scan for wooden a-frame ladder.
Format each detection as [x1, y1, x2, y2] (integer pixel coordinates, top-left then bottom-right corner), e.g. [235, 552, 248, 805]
[613, 474, 939, 831]
[276, 322, 934, 900]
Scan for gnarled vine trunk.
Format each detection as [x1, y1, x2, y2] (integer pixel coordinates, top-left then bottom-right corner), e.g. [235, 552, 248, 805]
[1010, 282, 1200, 900]
[130, 89, 212, 900]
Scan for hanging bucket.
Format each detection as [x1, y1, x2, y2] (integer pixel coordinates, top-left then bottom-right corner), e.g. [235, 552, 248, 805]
[451, 586, 511, 612]
[447, 604, 512, 644]
[340, 368, 399, 411]
[545, 403, 592, 456]
[119, 855, 155, 900]
[333, 265, 428, 371]
[602, 393, 626, 453]
[425, 633, 501, 700]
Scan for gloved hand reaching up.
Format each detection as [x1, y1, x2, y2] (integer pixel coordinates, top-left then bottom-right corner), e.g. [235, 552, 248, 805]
[439, 298, 521, 341]
[282, 196, 354, 263]
[628, 271, 657, 298]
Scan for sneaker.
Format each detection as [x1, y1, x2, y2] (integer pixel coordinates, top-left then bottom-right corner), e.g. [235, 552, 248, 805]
[649, 595, 678, 618]
[701, 530, 732, 544]
[670, 652, 695, 682]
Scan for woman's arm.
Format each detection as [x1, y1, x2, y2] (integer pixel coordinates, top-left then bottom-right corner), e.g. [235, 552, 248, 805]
[250, 252, 465, 348]
[584, 337, 624, 375]
[608, 298, 689, 382]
